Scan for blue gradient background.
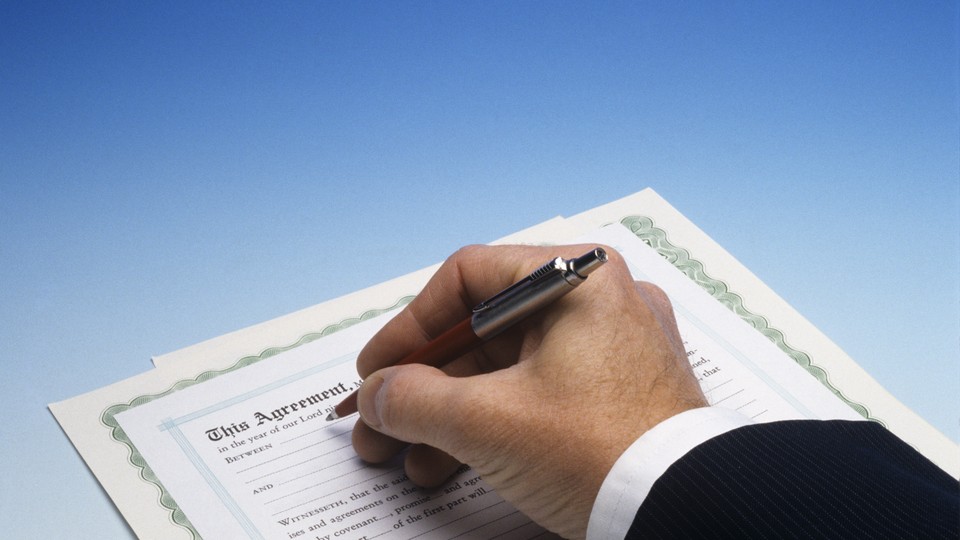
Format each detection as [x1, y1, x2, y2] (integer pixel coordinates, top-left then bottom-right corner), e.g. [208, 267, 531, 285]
[2, 2, 957, 536]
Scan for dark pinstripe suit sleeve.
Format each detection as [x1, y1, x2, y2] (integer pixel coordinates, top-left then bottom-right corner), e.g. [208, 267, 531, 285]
[626, 420, 959, 539]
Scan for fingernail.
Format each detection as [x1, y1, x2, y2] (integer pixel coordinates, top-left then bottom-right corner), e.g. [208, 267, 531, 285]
[358, 372, 385, 429]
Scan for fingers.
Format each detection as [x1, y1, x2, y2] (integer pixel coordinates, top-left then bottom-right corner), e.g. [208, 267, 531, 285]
[404, 445, 462, 488]
[352, 421, 463, 488]
[351, 338, 523, 476]
[355, 364, 471, 448]
[351, 420, 407, 463]
[353, 413, 463, 489]
[351, 363, 491, 484]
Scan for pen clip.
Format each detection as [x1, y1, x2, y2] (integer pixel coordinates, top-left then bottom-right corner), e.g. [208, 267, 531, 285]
[472, 257, 565, 313]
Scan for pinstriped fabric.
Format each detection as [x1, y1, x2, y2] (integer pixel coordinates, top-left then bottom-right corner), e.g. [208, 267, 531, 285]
[626, 421, 959, 539]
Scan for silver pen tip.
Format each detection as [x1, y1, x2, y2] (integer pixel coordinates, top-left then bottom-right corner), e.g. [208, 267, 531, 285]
[325, 411, 339, 421]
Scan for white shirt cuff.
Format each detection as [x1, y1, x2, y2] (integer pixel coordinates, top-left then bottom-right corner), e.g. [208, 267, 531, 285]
[585, 406, 754, 540]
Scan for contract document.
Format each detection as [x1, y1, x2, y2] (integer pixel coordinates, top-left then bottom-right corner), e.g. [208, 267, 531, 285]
[114, 225, 861, 540]
[53, 189, 957, 539]
[116, 315, 551, 540]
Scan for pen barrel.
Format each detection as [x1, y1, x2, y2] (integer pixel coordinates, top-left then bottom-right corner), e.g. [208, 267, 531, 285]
[471, 270, 577, 340]
[470, 248, 606, 340]
[396, 318, 482, 368]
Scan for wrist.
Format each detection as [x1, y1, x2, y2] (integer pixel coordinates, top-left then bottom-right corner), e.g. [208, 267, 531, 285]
[586, 407, 754, 540]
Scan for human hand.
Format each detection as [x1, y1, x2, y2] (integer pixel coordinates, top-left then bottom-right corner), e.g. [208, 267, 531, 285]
[350, 244, 706, 539]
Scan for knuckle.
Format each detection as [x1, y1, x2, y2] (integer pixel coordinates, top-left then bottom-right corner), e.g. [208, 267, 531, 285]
[635, 281, 672, 308]
[376, 370, 410, 431]
[449, 244, 487, 265]
[595, 243, 625, 266]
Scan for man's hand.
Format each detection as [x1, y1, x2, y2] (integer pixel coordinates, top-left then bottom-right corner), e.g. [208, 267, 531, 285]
[350, 244, 706, 539]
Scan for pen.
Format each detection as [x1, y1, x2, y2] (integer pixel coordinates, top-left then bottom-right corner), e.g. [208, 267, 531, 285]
[326, 247, 608, 421]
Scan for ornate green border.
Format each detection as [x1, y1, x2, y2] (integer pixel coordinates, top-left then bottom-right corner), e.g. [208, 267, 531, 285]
[99, 295, 415, 539]
[620, 215, 876, 422]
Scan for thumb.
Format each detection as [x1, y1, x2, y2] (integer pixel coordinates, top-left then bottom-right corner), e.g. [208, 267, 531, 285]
[356, 363, 474, 453]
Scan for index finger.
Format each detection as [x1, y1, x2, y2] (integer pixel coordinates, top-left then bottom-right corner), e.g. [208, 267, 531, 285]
[355, 243, 588, 378]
